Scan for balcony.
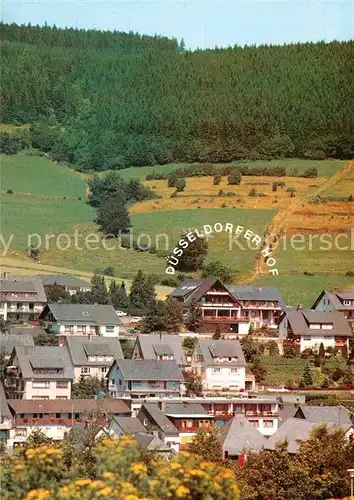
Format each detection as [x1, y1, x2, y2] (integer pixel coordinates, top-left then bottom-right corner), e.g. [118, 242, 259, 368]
[202, 316, 249, 322]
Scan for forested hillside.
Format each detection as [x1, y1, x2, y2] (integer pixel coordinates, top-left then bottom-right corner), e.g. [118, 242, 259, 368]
[1, 23, 353, 171]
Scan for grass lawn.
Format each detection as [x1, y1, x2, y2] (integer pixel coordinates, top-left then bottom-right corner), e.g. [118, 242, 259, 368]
[1, 154, 86, 198]
[110, 159, 346, 181]
[250, 274, 354, 307]
[38, 208, 275, 282]
[0, 194, 95, 251]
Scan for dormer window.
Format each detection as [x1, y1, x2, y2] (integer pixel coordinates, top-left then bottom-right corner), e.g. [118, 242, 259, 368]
[344, 300, 352, 306]
[309, 323, 320, 329]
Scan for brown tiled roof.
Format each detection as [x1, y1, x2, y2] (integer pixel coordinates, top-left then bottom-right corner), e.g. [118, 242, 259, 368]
[7, 398, 131, 415]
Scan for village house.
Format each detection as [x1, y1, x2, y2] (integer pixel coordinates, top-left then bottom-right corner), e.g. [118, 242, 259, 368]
[227, 285, 285, 330]
[293, 405, 353, 427]
[137, 401, 214, 451]
[39, 304, 121, 343]
[132, 333, 186, 366]
[312, 289, 354, 331]
[64, 335, 124, 382]
[136, 402, 180, 452]
[0, 275, 47, 322]
[5, 398, 131, 449]
[191, 339, 246, 392]
[265, 418, 353, 454]
[219, 414, 267, 462]
[279, 309, 352, 353]
[107, 359, 184, 399]
[169, 279, 250, 335]
[5, 346, 74, 400]
[0, 334, 35, 360]
[0, 382, 12, 450]
[142, 396, 280, 436]
[38, 274, 92, 296]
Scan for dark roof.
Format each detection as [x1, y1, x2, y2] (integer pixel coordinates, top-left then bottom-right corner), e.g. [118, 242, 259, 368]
[66, 336, 123, 366]
[265, 418, 351, 454]
[294, 405, 352, 426]
[9, 327, 46, 338]
[112, 416, 146, 435]
[134, 334, 186, 365]
[312, 290, 354, 311]
[139, 403, 179, 435]
[196, 339, 246, 366]
[153, 344, 173, 356]
[227, 285, 285, 307]
[283, 309, 352, 337]
[41, 304, 121, 325]
[1, 334, 34, 356]
[38, 274, 92, 288]
[7, 398, 131, 415]
[0, 276, 46, 302]
[164, 402, 211, 417]
[169, 279, 232, 306]
[11, 346, 74, 380]
[114, 359, 184, 381]
[0, 381, 11, 420]
[278, 404, 298, 426]
[220, 414, 266, 454]
[134, 432, 171, 452]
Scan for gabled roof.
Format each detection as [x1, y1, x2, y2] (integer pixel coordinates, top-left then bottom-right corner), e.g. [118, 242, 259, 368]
[265, 418, 351, 454]
[312, 290, 354, 311]
[40, 304, 121, 325]
[1, 334, 35, 356]
[135, 334, 186, 365]
[112, 359, 184, 381]
[227, 285, 285, 307]
[9, 327, 46, 338]
[164, 402, 212, 418]
[65, 336, 123, 366]
[38, 274, 92, 288]
[7, 398, 131, 415]
[111, 416, 146, 435]
[139, 403, 179, 435]
[133, 432, 171, 452]
[220, 414, 266, 454]
[10, 346, 74, 380]
[196, 339, 246, 366]
[294, 405, 352, 427]
[0, 276, 46, 302]
[283, 309, 352, 337]
[169, 279, 234, 306]
[0, 381, 11, 420]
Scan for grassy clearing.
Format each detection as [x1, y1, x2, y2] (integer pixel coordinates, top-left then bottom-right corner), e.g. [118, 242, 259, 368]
[0, 194, 94, 251]
[0, 154, 86, 198]
[38, 208, 275, 282]
[108, 159, 346, 181]
[250, 274, 354, 307]
[131, 175, 327, 213]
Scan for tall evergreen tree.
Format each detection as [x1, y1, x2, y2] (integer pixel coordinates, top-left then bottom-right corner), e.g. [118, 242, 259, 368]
[109, 281, 129, 310]
[164, 298, 183, 333]
[185, 298, 202, 332]
[176, 231, 208, 272]
[90, 274, 109, 304]
[129, 270, 155, 313]
[299, 363, 313, 387]
[142, 300, 166, 333]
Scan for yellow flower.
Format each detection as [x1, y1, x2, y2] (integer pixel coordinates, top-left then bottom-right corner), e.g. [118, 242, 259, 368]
[25, 489, 52, 500]
[212, 481, 222, 490]
[103, 472, 115, 479]
[90, 480, 106, 489]
[199, 461, 214, 470]
[98, 486, 112, 496]
[170, 462, 182, 470]
[130, 463, 147, 474]
[14, 464, 25, 470]
[75, 478, 92, 487]
[189, 469, 205, 477]
[175, 485, 190, 497]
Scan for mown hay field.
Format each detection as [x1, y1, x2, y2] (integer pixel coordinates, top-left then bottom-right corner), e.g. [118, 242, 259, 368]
[1, 154, 86, 198]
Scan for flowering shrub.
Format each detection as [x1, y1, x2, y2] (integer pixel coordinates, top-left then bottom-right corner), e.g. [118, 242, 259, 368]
[0, 437, 240, 500]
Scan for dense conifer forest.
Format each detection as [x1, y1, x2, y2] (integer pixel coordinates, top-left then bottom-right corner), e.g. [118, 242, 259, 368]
[1, 23, 353, 171]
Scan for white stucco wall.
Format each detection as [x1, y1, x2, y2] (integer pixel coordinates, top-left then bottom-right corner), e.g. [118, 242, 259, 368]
[205, 366, 246, 390]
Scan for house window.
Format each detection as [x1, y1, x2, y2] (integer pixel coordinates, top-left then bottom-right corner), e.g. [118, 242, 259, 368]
[182, 420, 193, 429]
[32, 381, 50, 389]
[56, 413, 61, 418]
[303, 336, 312, 341]
[143, 418, 149, 426]
[230, 368, 238, 374]
[15, 428, 27, 437]
[106, 326, 115, 333]
[344, 300, 352, 306]
[118, 379, 122, 386]
[100, 367, 108, 374]
[56, 397, 67, 400]
[263, 420, 274, 428]
[56, 381, 68, 389]
[64, 325, 74, 333]
[212, 368, 221, 374]
[81, 367, 90, 374]
[250, 420, 259, 428]
[33, 396, 49, 400]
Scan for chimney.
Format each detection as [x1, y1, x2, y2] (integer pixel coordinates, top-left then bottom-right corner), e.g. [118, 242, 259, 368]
[158, 401, 166, 412]
[3, 272, 9, 280]
[88, 334, 92, 342]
